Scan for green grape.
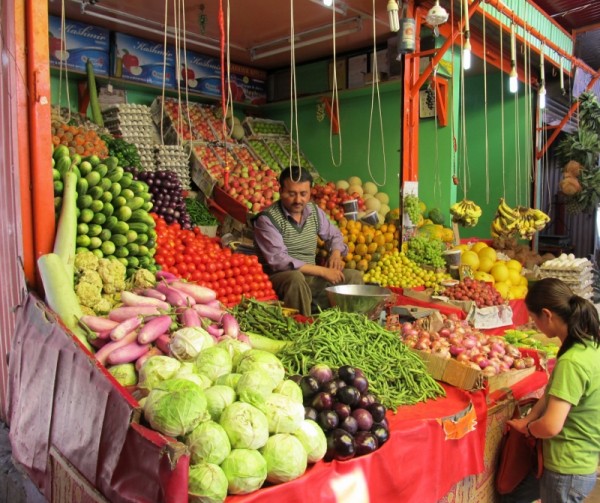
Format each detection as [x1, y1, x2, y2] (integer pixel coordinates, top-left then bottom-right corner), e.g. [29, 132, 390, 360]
[403, 194, 421, 225]
[405, 236, 446, 269]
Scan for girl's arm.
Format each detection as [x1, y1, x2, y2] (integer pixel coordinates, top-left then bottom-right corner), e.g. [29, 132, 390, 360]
[526, 395, 571, 439]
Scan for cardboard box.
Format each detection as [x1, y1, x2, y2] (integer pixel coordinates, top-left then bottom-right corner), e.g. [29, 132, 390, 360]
[112, 32, 176, 88]
[48, 16, 110, 76]
[348, 54, 368, 88]
[413, 350, 536, 392]
[328, 59, 347, 90]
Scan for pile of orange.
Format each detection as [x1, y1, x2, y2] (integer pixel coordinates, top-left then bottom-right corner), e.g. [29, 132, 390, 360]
[51, 120, 108, 158]
[318, 219, 400, 272]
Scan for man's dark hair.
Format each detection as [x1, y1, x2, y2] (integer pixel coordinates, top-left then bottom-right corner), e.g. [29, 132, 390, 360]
[278, 166, 313, 188]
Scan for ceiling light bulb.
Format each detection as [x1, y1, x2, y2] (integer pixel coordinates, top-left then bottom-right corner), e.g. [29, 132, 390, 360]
[463, 38, 471, 70]
[560, 58, 565, 93]
[426, 0, 449, 37]
[323, 0, 333, 6]
[539, 84, 546, 110]
[509, 66, 518, 93]
[387, 0, 400, 33]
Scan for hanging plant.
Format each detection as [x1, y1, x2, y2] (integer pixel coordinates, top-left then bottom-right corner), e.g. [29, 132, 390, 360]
[555, 92, 600, 214]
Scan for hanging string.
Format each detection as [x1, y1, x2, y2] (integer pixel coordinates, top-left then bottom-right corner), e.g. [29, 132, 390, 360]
[329, 0, 342, 167]
[500, 20, 506, 198]
[180, 0, 199, 160]
[159, 0, 170, 143]
[288, 0, 302, 179]
[449, 0, 458, 186]
[482, 6, 490, 203]
[58, 0, 71, 122]
[173, 0, 183, 148]
[220, 0, 235, 142]
[459, 0, 470, 200]
[432, 68, 442, 202]
[366, 0, 387, 187]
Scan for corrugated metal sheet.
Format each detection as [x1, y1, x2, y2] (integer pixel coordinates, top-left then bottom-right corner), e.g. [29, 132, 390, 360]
[539, 147, 595, 259]
[0, 1, 28, 422]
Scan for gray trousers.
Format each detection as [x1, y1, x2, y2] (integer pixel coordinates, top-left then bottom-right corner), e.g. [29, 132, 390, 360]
[269, 269, 364, 316]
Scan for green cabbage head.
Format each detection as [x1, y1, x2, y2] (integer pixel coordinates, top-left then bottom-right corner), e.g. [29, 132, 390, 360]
[185, 421, 231, 465]
[220, 448, 267, 495]
[260, 434, 308, 484]
[188, 462, 228, 503]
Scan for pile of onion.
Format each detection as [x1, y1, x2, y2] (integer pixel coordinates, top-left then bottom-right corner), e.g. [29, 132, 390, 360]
[399, 315, 536, 376]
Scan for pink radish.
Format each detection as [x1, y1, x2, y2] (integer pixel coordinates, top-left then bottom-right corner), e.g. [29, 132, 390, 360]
[140, 288, 167, 301]
[95, 330, 139, 366]
[169, 281, 217, 304]
[135, 346, 164, 371]
[121, 291, 169, 310]
[80, 315, 119, 332]
[192, 303, 225, 322]
[107, 342, 151, 365]
[156, 270, 177, 281]
[155, 334, 171, 355]
[206, 324, 224, 339]
[137, 315, 172, 344]
[156, 283, 191, 307]
[110, 316, 143, 341]
[109, 306, 160, 322]
[179, 308, 201, 327]
[221, 313, 240, 339]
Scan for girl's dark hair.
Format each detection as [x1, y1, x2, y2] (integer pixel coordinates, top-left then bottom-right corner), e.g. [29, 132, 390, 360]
[279, 166, 313, 188]
[525, 277, 599, 357]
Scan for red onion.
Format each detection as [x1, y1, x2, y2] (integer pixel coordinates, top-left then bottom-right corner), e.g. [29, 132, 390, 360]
[523, 356, 536, 368]
[490, 342, 506, 355]
[449, 345, 466, 356]
[456, 353, 470, 363]
[478, 358, 491, 369]
[438, 328, 451, 338]
[502, 355, 514, 367]
[513, 358, 526, 370]
[463, 337, 477, 349]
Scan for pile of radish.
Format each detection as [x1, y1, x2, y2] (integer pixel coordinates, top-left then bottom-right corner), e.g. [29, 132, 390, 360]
[81, 271, 248, 375]
[399, 314, 536, 376]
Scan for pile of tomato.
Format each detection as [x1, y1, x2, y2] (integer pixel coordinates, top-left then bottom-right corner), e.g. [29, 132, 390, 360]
[152, 214, 276, 305]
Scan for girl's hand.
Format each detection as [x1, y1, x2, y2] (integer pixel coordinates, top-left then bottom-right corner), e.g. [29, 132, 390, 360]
[506, 417, 530, 436]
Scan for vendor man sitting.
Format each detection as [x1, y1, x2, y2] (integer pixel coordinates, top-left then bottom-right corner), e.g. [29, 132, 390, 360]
[253, 165, 363, 316]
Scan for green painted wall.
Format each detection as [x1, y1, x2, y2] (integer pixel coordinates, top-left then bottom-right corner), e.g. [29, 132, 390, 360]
[456, 71, 532, 238]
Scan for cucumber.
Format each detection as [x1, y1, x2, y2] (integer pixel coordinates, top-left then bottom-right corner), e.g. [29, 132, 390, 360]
[85, 171, 101, 187]
[116, 206, 132, 222]
[141, 191, 152, 202]
[112, 221, 130, 235]
[126, 197, 145, 211]
[87, 155, 100, 167]
[89, 185, 104, 200]
[121, 188, 135, 200]
[145, 238, 155, 248]
[71, 154, 82, 166]
[126, 230, 138, 243]
[77, 223, 89, 235]
[138, 256, 150, 268]
[117, 257, 129, 267]
[53, 168, 61, 181]
[76, 235, 91, 248]
[119, 173, 133, 188]
[92, 212, 106, 225]
[127, 256, 140, 268]
[105, 216, 119, 230]
[99, 177, 112, 191]
[101, 191, 113, 203]
[138, 245, 149, 256]
[90, 199, 104, 213]
[99, 228, 112, 242]
[53, 145, 70, 160]
[91, 249, 104, 258]
[130, 209, 155, 226]
[107, 166, 124, 182]
[101, 241, 116, 256]
[115, 246, 129, 258]
[79, 161, 93, 176]
[54, 180, 64, 195]
[77, 195, 93, 209]
[89, 237, 102, 249]
[126, 243, 140, 256]
[129, 181, 145, 195]
[95, 163, 108, 178]
[88, 224, 102, 237]
[135, 233, 149, 245]
[113, 196, 127, 208]
[56, 156, 72, 176]
[76, 178, 89, 196]
[128, 222, 149, 234]
[79, 208, 94, 223]
[105, 156, 119, 170]
[142, 201, 153, 212]
[102, 202, 114, 217]
[110, 183, 122, 198]
[112, 234, 128, 247]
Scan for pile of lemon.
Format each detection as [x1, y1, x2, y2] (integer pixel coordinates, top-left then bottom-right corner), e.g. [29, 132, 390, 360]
[363, 250, 450, 290]
[454, 241, 528, 299]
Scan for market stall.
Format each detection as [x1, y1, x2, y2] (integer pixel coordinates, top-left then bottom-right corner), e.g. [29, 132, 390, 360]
[2, 0, 600, 502]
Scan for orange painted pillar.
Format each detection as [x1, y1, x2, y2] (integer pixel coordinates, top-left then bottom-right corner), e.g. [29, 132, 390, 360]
[25, 0, 54, 273]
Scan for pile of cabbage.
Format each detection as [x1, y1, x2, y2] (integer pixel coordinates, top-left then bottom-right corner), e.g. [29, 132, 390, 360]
[138, 330, 327, 502]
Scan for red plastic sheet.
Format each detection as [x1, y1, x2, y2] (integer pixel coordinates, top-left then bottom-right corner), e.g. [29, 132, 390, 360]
[227, 384, 487, 503]
[7, 294, 188, 503]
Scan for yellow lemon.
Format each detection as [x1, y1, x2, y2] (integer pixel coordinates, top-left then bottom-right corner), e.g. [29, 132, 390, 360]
[490, 262, 509, 283]
[508, 269, 523, 287]
[478, 257, 495, 273]
[453, 244, 469, 252]
[510, 285, 527, 299]
[519, 275, 529, 287]
[506, 259, 523, 272]
[474, 271, 495, 284]
[471, 241, 488, 253]
[494, 281, 510, 299]
[461, 250, 480, 271]
[478, 246, 498, 263]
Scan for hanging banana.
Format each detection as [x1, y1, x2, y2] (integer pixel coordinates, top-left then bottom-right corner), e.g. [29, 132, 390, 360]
[490, 198, 551, 240]
[450, 199, 482, 227]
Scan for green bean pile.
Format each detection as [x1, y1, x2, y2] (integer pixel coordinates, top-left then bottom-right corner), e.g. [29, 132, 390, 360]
[231, 298, 304, 341]
[185, 198, 218, 227]
[277, 309, 446, 410]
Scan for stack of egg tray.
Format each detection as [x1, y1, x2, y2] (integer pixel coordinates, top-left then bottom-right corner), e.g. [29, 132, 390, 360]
[539, 256, 594, 299]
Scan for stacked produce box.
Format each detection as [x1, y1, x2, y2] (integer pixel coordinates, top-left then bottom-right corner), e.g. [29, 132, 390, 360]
[538, 253, 594, 299]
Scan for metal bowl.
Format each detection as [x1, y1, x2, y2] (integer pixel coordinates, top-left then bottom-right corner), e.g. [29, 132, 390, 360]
[326, 284, 392, 319]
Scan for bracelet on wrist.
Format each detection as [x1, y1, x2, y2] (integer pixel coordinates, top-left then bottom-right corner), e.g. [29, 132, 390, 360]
[526, 422, 536, 438]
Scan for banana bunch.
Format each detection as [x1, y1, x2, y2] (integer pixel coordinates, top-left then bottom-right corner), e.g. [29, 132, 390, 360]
[450, 199, 482, 227]
[490, 198, 551, 239]
[515, 207, 551, 239]
[491, 198, 519, 238]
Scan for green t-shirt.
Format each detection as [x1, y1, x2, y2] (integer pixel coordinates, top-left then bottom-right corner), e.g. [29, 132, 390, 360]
[543, 341, 600, 474]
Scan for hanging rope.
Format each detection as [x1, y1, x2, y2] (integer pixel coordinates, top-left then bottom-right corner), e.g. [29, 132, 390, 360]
[58, 0, 71, 122]
[328, 0, 342, 167]
[288, 0, 302, 179]
[482, 7, 490, 203]
[449, 0, 458, 187]
[459, 0, 470, 200]
[366, 0, 387, 187]
[500, 21, 506, 198]
[159, 0, 170, 143]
